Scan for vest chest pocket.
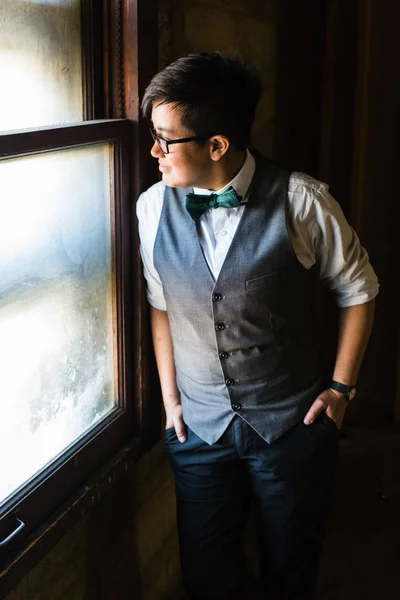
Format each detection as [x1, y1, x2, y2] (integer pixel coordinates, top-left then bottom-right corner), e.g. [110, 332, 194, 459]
[245, 267, 292, 292]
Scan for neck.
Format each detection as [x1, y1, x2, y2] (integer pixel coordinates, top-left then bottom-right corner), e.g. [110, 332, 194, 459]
[202, 150, 247, 191]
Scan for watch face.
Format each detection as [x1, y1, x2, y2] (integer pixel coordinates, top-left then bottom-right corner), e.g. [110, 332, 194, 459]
[348, 387, 356, 401]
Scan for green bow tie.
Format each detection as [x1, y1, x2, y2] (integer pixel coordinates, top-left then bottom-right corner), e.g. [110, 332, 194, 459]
[185, 186, 243, 222]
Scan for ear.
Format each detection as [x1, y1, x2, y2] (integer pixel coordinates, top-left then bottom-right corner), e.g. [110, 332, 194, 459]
[208, 135, 230, 161]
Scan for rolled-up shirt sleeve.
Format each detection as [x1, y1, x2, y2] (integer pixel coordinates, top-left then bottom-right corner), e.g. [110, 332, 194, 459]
[136, 183, 167, 311]
[287, 174, 379, 307]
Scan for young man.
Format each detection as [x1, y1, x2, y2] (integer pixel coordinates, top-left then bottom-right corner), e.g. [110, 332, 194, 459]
[137, 52, 378, 600]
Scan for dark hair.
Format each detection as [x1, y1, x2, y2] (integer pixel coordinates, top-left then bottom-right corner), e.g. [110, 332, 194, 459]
[141, 52, 261, 150]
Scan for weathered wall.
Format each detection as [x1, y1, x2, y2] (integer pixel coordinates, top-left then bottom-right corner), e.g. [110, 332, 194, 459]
[4, 2, 280, 599]
[159, 0, 279, 157]
[4, 441, 180, 600]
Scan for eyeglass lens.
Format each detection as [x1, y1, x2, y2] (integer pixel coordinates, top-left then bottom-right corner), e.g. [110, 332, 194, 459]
[150, 129, 168, 154]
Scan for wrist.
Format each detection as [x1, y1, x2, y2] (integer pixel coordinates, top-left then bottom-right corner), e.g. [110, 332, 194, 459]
[164, 398, 182, 412]
[163, 391, 181, 406]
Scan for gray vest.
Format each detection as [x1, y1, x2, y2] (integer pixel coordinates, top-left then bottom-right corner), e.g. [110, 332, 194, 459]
[154, 154, 322, 445]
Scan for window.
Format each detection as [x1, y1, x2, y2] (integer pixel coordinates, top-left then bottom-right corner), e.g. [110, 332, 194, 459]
[0, 0, 158, 566]
[0, 0, 84, 130]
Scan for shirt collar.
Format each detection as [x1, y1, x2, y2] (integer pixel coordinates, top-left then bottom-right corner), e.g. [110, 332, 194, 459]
[192, 149, 255, 201]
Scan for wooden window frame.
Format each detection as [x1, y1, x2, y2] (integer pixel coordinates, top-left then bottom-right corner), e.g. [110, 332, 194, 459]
[0, 0, 160, 593]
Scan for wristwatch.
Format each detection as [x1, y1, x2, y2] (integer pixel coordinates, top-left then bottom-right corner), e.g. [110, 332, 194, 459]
[330, 380, 356, 401]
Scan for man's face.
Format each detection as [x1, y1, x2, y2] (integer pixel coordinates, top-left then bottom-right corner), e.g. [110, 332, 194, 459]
[150, 101, 213, 188]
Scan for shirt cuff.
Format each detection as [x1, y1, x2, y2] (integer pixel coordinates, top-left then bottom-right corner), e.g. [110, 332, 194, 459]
[334, 287, 379, 308]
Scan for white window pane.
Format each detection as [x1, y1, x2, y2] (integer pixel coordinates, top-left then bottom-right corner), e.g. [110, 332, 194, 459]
[0, 144, 116, 505]
[0, 0, 83, 132]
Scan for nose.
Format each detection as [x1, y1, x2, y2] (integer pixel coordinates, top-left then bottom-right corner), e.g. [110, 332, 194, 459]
[150, 140, 165, 158]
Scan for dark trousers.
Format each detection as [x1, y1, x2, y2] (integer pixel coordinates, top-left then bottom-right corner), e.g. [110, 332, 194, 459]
[165, 413, 339, 600]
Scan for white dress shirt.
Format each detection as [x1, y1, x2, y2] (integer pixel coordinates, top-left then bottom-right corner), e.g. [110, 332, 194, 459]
[137, 151, 379, 311]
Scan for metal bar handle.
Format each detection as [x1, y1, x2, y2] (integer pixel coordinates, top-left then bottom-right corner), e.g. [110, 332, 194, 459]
[0, 518, 25, 548]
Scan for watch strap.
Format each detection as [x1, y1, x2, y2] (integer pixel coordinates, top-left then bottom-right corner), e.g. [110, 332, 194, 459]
[330, 380, 356, 400]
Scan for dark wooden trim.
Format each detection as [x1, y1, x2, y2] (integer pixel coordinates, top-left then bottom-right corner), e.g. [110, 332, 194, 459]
[113, 119, 134, 424]
[81, 0, 106, 119]
[115, 0, 126, 118]
[0, 439, 142, 599]
[102, 0, 112, 119]
[0, 120, 128, 158]
[123, 0, 161, 450]
[103, 0, 126, 119]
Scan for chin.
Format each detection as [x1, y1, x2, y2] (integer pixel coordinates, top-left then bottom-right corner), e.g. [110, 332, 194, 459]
[162, 172, 191, 188]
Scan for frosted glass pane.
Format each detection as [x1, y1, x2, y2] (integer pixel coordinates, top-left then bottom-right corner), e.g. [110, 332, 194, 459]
[0, 145, 115, 505]
[0, 0, 83, 132]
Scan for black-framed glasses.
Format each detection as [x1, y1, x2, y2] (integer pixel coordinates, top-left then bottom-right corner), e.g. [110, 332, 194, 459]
[150, 126, 215, 155]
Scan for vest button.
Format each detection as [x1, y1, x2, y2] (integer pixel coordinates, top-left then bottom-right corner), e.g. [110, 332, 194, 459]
[215, 323, 225, 331]
[232, 403, 242, 411]
[212, 293, 222, 302]
[219, 351, 229, 359]
[225, 378, 235, 386]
